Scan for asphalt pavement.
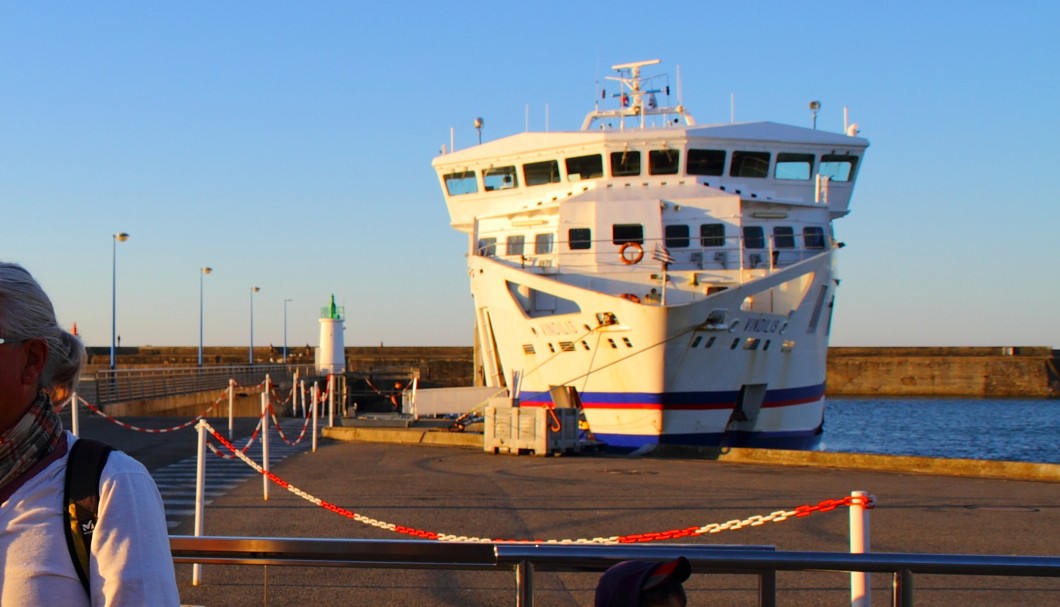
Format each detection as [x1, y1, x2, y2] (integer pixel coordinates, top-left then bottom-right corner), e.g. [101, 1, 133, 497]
[64, 411, 1059, 607]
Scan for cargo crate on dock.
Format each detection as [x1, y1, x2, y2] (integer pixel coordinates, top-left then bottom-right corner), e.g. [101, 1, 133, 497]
[484, 401, 580, 456]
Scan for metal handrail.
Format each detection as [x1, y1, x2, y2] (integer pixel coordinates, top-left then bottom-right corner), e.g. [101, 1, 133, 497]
[170, 536, 1060, 607]
[92, 365, 313, 404]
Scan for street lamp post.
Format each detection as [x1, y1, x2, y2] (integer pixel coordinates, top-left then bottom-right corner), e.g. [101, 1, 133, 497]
[249, 287, 260, 365]
[283, 298, 293, 365]
[110, 232, 129, 369]
[198, 267, 213, 367]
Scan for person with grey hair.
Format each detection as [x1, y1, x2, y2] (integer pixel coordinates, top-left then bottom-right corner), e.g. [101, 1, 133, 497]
[0, 261, 179, 605]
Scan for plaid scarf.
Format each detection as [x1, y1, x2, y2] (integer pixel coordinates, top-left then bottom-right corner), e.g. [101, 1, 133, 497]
[0, 393, 65, 490]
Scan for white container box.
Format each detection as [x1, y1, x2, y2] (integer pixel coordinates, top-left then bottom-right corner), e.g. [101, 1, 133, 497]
[484, 402, 580, 456]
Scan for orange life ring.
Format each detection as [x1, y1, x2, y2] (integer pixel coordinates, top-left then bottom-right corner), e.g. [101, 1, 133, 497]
[619, 293, 641, 304]
[619, 242, 644, 265]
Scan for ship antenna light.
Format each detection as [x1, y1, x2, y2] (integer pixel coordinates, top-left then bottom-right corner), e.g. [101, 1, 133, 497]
[474, 117, 484, 145]
[809, 100, 821, 130]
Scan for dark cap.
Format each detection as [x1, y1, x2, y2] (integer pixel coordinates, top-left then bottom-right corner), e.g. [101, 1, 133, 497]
[594, 556, 692, 607]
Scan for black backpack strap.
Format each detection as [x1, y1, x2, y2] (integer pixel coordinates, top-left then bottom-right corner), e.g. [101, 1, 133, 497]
[63, 438, 114, 595]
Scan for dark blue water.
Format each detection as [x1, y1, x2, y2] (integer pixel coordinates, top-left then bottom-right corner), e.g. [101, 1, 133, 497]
[817, 398, 1060, 464]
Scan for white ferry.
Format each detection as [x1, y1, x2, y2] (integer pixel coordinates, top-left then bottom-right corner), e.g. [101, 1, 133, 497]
[432, 60, 868, 450]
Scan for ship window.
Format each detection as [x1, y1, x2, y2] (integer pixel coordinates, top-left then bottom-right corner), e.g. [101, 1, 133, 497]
[804, 226, 826, 249]
[665, 224, 690, 248]
[483, 165, 518, 191]
[819, 154, 859, 182]
[612, 224, 644, 244]
[444, 171, 478, 195]
[775, 153, 814, 180]
[773, 226, 795, 249]
[610, 151, 641, 176]
[476, 237, 497, 257]
[534, 233, 554, 254]
[607, 338, 617, 349]
[649, 149, 680, 175]
[568, 228, 592, 250]
[700, 223, 726, 247]
[506, 235, 525, 256]
[523, 160, 561, 186]
[730, 151, 771, 178]
[691, 336, 702, 348]
[687, 149, 726, 176]
[743, 226, 765, 249]
[566, 154, 604, 180]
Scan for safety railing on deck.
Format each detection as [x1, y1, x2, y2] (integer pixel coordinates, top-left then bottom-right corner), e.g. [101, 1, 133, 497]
[92, 365, 311, 405]
[169, 536, 1060, 607]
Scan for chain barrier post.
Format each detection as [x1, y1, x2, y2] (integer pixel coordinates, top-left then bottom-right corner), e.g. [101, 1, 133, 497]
[228, 379, 235, 439]
[300, 379, 307, 418]
[850, 489, 870, 607]
[70, 393, 80, 437]
[292, 369, 300, 417]
[328, 373, 335, 428]
[312, 382, 319, 453]
[261, 392, 270, 501]
[193, 420, 207, 585]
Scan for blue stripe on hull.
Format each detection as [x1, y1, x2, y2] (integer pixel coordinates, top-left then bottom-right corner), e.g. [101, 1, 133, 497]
[522, 383, 826, 409]
[595, 424, 824, 452]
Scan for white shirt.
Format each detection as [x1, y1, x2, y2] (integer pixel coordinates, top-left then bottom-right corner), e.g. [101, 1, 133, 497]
[0, 432, 180, 606]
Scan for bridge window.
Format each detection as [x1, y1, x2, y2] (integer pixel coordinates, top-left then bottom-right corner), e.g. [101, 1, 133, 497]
[743, 226, 765, 249]
[804, 226, 826, 249]
[568, 228, 592, 250]
[483, 166, 518, 191]
[524, 160, 560, 186]
[566, 154, 604, 180]
[612, 224, 643, 244]
[773, 226, 795, 248]
[700, 223, 726, 247]
[534, 233, 554, 254]
[730, 151, 771, 178]
[665, 224, 690, 248]
[687, 149, 726, 176]
[477, 237, 497, 257]
[444, 171, 478, 195]
[611, 151, 641, 176]
[819, 154, 859, 182]
[649, 149, 680, 175]
[775, 153, 814, 180]
[506, 235, 525, 256]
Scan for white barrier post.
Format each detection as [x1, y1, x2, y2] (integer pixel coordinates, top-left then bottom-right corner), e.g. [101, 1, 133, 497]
[850, 490, 871, 607]
[261, 392, 270, 501]
[311, 382, 319, 453]
[328, 373, 335, 428]
[228, 379, 235, 439]
[192, 420, 207, 585]
[292, 369, 300, 416]
[70, 393, 80, 437]
[300, 380, 307, 418]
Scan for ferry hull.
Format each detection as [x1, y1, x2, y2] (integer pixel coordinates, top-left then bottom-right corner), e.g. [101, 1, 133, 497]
[469, 251, 835, 451]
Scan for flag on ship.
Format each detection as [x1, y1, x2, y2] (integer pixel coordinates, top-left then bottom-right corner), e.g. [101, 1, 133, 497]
[652, 243, 675, 265]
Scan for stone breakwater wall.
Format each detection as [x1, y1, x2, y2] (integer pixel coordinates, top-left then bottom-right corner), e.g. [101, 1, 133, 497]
[826, 347, 1060, 398]
[87, 346, 1060, 398]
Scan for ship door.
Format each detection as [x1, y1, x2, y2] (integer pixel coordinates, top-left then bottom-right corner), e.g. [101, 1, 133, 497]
[727, 383, 767, 428]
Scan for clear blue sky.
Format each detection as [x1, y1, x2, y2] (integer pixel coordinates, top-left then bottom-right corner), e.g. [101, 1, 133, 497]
[2, 1, 1058, 349]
